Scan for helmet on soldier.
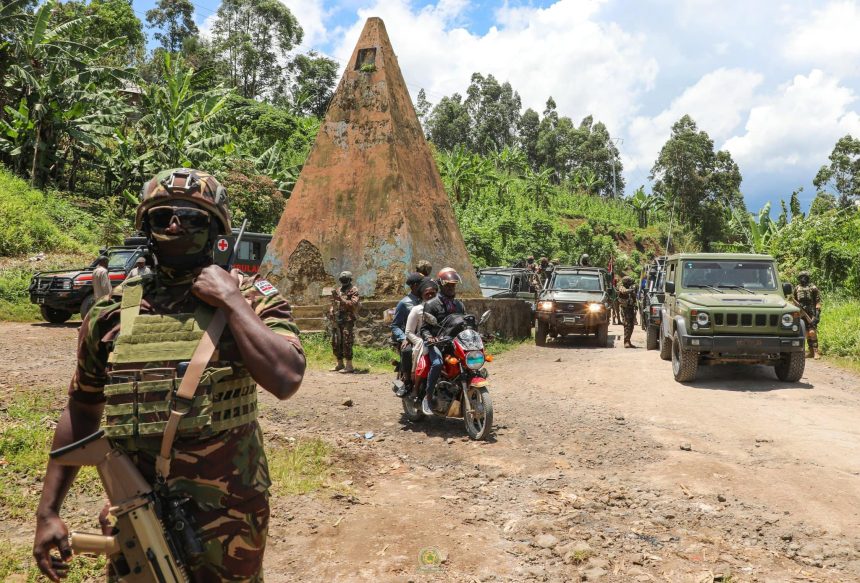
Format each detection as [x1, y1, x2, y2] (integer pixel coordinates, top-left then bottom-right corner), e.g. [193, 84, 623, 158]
[622, 275, 633, 286]
[339, 271, 353, 285]
[137, 169, 230, 235]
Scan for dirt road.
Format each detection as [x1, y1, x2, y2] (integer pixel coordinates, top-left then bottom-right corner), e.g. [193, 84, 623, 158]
[2, 321, 858, 582]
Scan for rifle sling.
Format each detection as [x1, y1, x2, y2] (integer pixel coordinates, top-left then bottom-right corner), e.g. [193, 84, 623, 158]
[155, 308, 227, 481]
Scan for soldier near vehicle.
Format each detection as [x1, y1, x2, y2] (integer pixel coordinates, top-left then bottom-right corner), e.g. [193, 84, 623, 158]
[617, 275, 638, 348]
[32, 168, 306, 582]
[329, 271, 361, 373]
[127, 256, 151, 278]
[793, 271, 822, 360]
[579, 253, 591, 267]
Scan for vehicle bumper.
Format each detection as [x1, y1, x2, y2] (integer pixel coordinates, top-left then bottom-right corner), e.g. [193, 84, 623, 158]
[29, 292, 83, 310]
[679, 333, 805, 354]
[537, 311, 608, 332]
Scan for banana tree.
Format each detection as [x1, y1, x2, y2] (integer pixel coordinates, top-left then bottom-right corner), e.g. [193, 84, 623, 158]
[730, 202, 778, 253]
[626, 186, 654, 228]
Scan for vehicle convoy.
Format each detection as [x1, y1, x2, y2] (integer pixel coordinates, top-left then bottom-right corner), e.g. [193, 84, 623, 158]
[639, 256, 667, 350]
[399, 311, 494, 441]
[535, 266, 611, 347]
[29, 230, 272, 324]
[658, 253, 806, 383]
[478, 267, 536, 301]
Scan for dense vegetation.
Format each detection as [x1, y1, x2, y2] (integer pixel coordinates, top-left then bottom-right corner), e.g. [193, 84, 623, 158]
[1, 0, 859, 358]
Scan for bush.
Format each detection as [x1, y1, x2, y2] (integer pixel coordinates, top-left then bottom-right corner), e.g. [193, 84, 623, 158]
[819, 299, 860, 359]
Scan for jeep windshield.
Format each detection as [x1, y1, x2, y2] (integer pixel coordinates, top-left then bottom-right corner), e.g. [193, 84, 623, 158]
[681, 260, 777, 291]
[479, 273, 511, 289]
[107, 250, 135, 270]
[551, 273, 602, 291]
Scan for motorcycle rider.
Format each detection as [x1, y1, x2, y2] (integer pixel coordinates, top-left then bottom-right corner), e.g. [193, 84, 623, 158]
[405, 278, 439, 382]
[391, 272, 424, 396]
[420, 268, 466, 415]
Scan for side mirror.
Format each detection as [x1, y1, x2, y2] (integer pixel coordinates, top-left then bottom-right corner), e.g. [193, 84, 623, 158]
[665, 281, 676, 295]
[782, 282, 793, 297]
[479, 310, 491, 326]
[423, 311, 438, 326]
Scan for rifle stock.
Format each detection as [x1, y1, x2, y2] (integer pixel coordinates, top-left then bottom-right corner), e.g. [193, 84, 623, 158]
[51, 430, 190, 582]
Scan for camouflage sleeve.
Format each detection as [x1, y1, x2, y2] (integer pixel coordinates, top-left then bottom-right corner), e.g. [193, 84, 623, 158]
[242, 276, 302, 342]
[68, 300, 121, 404]
[344, 287, 361, 311]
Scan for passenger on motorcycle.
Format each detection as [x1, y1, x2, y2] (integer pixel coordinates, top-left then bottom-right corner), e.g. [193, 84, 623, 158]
[420, 268, 466, 415]
[391, 273, 425, 396]
[402, 279, 439, 391]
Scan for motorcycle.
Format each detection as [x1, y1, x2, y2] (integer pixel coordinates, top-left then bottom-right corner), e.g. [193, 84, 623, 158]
[393, 310, 494, 441]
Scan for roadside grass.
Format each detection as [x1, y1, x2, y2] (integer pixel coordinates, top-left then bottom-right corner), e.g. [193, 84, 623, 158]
[0, 391, 99, 520]
[819, 299, 860, 360]
[300, 332, 526, 374]
[0, 540, 106, 583]
[267, 438, 334, 495]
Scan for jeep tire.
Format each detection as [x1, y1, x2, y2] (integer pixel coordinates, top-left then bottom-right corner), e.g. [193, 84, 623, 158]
[80, 294, 95, 320]
[658, 328, 672, 361]
[671, 330, 699, 382]
[774, 351, 805, 382]
[646, 325, 659, 350]
[535, 320, 548, 346]
[40, 306, 72, 324]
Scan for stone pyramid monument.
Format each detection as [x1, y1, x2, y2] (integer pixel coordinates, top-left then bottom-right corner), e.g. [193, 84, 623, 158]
[261, 17, 480, 305]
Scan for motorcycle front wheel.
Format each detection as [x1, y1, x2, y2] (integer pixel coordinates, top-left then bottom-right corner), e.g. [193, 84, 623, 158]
[402, 395, 425, 422]
[463, 387, 493, 441]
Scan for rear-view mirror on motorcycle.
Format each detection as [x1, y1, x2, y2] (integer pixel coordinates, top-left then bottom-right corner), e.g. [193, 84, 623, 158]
[479, 310, 491, 326]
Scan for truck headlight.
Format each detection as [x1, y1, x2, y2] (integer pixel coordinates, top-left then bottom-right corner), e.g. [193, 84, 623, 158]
[587, 303, 603, 313]
[62, 280, 72, 290]
[538, 301, 554, 311]
[696, 312, 709, 326]
[781, 313, 794, 327]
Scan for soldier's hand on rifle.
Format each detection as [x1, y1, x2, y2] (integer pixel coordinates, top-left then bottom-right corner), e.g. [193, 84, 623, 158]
[192, 265, 242, 309]
[33, 513, 71, 581]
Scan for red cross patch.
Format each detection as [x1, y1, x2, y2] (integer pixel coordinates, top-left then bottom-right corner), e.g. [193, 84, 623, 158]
[216, 238, 229, 252]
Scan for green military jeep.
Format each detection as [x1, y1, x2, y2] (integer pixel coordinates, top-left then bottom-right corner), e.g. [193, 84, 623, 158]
[658, 253, 806, 382]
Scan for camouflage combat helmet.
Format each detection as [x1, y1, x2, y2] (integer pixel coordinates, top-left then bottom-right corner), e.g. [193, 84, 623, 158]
[622, 275, 634, 286]
[339, 271, 353, 283]
[137, 169, 230, 234]
[798, 270, 810, 279]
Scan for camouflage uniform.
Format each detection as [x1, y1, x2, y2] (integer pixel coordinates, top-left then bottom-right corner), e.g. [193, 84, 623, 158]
[329, 282, 360, 362]
[617, 276, 638, 347]
[792, 271, 822, 358]
[608, 281, 621, 325]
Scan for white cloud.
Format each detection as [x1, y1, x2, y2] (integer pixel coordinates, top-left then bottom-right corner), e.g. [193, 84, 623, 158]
[723, 70, 860, 173]
[330, 0, 658, 133]
[624, 68, 763, 174]
[785, 1, 860, 76]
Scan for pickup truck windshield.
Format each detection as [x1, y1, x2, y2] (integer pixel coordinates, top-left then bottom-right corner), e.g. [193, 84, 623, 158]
[551, 274, 602, 291]
[108, 250, 135, 270]
[479, 273, 511, 289]
[681, 261, 777, 291]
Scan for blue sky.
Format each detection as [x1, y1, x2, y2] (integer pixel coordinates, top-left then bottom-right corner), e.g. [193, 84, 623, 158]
[132, 0, 860, 211]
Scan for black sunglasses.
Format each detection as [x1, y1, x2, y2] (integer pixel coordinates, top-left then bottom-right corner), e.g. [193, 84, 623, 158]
[147, 206, 211, 231]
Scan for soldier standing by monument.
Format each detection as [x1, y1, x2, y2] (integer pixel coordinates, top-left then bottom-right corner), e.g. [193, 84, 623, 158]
[330, 271, 360, 373]
[32, 168, 306, 581]
[618, 275, 638, 348]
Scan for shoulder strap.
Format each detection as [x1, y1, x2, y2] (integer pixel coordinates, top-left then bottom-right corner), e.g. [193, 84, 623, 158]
[155, 308, 227, 481]
[119, 279, 144, 337]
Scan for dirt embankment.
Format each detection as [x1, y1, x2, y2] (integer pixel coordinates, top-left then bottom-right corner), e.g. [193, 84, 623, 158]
[1, 322, 859, 582]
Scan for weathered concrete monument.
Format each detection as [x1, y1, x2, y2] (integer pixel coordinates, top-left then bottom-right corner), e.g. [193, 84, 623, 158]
[261, 17, 480, 305]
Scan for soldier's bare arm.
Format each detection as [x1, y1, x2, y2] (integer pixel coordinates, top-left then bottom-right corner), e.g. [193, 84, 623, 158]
[192, 265, 305, 400]
[34, 398, 104, 581]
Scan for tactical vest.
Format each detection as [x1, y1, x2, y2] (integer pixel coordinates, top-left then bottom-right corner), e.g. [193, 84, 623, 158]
[795, 284, 816, 305]
[103, 278, 258, 445]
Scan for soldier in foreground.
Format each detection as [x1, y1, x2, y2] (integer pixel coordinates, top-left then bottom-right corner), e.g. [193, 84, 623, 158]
[32, 169, 306, 582]
[330, 271, 360, 373]
[793, 271, 822, 359]
[617, 275, 638, 348]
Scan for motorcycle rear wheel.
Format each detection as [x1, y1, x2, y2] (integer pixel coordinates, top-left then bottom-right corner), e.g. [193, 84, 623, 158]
[463, 387, 493, 441]
[402, 395, 425, 422]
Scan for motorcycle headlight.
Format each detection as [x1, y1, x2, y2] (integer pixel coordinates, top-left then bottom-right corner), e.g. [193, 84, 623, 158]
[465, 350, 485, 370]
[588, 303, 603, 313]
[538, 300, 554, 311]
[781, 313, 794, 327]
[696, 312, 709, 326]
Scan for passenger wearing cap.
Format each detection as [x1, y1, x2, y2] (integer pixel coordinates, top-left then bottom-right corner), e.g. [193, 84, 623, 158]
[329, 270, 361, 373]
[391, 272, 424, 395]
[127, 255, 151, 278]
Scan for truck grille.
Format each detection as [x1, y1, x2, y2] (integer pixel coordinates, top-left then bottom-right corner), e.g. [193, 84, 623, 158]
[712, 312, 779, 330]
[560, 303, 587, 314]
[34, 277, 70, 291]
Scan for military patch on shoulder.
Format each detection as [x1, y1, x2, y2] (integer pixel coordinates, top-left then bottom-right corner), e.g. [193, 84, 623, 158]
[254, 280, 278, 296]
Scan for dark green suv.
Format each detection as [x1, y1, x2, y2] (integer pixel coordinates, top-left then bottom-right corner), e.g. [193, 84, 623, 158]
[535, 267, 610, 346]
[658, 253, 806, 382]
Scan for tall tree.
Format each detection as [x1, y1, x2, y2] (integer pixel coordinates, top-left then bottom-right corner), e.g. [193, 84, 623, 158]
[211, 0, 303, 100]
[415, 88, 431, 133]
[56, 0, 145, 62]
[813, 134, 860, 208]
[463, 72, 521, 155]
[789, 187, 804, 221]
[518, 108, 540, 168]
[288, 51, 338, 118]
[427, 93, 470, 151]
[650, 115, 742, 249]
[145, 0, 197, 53]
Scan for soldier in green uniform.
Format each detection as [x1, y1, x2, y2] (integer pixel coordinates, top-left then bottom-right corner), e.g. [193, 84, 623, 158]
[793, 271, 822, 360]
[329, 271, 360, 373]
[33, 169, 306, 582]
[617, 275, 638, 348]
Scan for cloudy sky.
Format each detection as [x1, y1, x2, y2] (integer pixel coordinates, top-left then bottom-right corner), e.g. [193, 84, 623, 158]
[132, 0, 860, 210]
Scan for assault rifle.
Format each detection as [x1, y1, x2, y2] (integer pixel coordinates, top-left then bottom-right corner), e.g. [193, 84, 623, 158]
[51, 429, 199, 582]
